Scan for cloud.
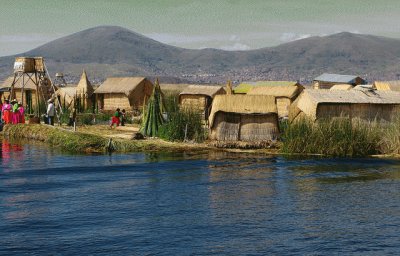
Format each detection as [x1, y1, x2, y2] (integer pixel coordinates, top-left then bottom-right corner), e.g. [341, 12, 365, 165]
[145, 33, 213, 44]
[279, 32, 312, 42]
[220, 43, 250, 51]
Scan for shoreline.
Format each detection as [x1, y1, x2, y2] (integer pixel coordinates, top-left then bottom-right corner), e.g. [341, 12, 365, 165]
[1, 124, 212, 154]
[2, 124, 399, 158]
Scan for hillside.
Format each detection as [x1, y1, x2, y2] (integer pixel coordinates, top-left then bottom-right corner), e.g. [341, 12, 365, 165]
[1, 26, 400, 84]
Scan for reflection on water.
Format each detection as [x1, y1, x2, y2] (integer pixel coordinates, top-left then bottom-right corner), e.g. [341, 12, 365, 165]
[1, 140, 400, 255]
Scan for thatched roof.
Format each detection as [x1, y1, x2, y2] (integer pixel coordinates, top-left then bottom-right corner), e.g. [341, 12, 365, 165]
[179, 85, 225, 98]
[293, 89, 400, 120]
[57, 86, 77, 98]
[313, 73, 364, 84]
[76, 70, 94, 96]
[329, 84, 353, 90]
[247, 85, 302, 99]
[94, 77, 149, 96]
[209, 95, 277, 127]
[160, 83, 190, 93]
[0, 76, 51, 90]
[233, 81, 300, 94]
[374, 80, 400, 91]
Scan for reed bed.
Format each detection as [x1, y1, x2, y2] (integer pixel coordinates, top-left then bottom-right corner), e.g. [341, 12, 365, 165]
[281, 117, 382, 157]
[3, 124, 210, 153]
[3, 124, 107, 153]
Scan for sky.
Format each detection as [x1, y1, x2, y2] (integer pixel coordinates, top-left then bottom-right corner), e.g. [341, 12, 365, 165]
[1, 0, 400, 56]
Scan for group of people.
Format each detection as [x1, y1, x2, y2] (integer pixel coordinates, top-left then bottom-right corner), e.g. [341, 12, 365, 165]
[110, 108, 126, 128]
[0, 99, 25, 124]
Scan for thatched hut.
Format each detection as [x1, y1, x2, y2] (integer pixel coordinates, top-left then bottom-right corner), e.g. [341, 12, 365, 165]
[0, 75, 52, 113]
[94, 77, 153, 112]
[75, 70, 94, 111]
[373, 81, 400, 91]
[179, 85, 225, 118]
[55, 86, 77, 110]
[233, 81, 301, 94]
[247, 85, 303, 118]
[55, 70, 95, 111]
[313, 73, 365, 89]
[289, 89, 400, 122]
[209, 95, 279, 141]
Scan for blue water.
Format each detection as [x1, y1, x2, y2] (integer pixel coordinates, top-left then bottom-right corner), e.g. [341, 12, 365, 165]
[1, 140, 400, 255]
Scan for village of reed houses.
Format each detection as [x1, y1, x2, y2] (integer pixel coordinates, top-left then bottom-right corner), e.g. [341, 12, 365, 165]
[3, 55, 400, 157]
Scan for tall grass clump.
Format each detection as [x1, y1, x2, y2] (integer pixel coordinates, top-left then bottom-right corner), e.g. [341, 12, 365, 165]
[378, 116, 400, 154]
[158, 109, 206, 142]
[281, 117, 381, 157]
[158, 91, 206, 142]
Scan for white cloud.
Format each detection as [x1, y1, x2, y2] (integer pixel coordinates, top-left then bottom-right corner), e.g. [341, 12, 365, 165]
[220, 43, 250, 51]
[279, 32, 312, 42]
[145, 33, 214, 44]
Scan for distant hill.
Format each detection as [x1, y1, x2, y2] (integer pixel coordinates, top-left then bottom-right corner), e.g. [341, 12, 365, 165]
[1, 26, 400, 84]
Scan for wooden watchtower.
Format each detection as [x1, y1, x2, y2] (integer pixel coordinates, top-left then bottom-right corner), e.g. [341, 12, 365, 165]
[9, 57, 56, 115]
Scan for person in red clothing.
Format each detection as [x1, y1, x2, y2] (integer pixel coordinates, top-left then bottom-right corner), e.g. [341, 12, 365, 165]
[2, 99, 12, 124]
[110, 108, 121, 128]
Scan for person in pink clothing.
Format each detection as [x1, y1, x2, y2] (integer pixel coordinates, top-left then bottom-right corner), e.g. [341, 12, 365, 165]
[18, 102, 25, 124]
[2, 99, 12, 124]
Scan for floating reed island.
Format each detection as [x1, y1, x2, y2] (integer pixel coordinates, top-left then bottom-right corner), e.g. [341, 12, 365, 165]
[3, 57, 400, 157]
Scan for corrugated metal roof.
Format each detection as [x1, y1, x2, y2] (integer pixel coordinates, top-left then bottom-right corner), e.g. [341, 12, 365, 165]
[313, 73, 362, 84]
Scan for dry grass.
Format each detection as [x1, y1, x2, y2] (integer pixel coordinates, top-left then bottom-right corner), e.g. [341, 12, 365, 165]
[3, 124, 210, 153]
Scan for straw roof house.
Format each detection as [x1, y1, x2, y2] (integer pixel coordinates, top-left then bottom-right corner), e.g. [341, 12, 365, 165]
[94, 77, 153, 112]
[313, 73, 365, 89]
[233, 81, 301, 94]
[329, 84, 353, 90]
[373, 81, 400, 91]
[0, 75, 52, 113]
[55, 85, 77, 109]
[54, 71, 95, 111]
[209, 95, 279, 141]
[179, 85, 225, 118]
[247, 85, 303, 118]
[289, 89, 400, 122]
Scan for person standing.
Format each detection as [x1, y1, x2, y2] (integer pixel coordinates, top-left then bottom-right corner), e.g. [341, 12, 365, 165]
[11, 99, 19, 124]
[1, 99, 12, 124]
[18, 102, 25, 124]
[110, 108, 121, 128]
[121, 109, 126, 126]
[47, 99, 55, 125]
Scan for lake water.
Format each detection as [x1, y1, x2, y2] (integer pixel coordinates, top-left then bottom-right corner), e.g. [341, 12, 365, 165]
[1, 140, 399, 255]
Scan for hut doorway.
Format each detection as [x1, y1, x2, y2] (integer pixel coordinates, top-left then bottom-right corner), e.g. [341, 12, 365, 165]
[97, 94, 104, 112]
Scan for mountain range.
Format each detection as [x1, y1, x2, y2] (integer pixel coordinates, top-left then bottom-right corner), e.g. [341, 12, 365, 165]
[1, 26, 400, 84]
